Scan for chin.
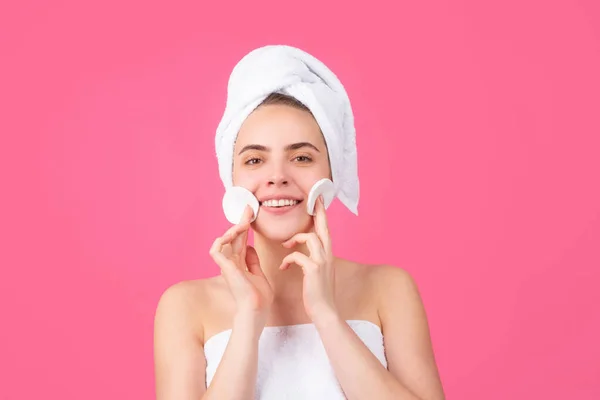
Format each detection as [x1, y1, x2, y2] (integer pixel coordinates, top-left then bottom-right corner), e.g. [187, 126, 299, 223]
[253, 212, 313, 242]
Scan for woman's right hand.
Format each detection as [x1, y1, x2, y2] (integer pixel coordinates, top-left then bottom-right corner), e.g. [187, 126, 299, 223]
[209, 205, 274, 326]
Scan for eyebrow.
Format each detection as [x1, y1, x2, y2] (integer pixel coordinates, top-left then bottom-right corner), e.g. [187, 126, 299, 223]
[238, 142, 320, 155]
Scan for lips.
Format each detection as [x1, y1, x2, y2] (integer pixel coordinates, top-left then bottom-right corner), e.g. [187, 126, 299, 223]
[259, 199, 303, 215]
[260, 198, 301, 207]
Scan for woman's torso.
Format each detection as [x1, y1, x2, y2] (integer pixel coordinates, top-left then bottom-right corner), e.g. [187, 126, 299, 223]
[182, 258, 387, 398]
[204, 319, 387, 399]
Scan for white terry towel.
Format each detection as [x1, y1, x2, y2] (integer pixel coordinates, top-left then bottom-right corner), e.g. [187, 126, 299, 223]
[215, 44, 360, 215]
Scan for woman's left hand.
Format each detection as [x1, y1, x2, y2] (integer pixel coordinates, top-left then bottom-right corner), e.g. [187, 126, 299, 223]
[279, 196, 338, 322]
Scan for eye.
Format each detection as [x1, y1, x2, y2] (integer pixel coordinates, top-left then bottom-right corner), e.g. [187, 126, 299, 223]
[244, 157, 262, 165]
[294, 155, 313, 163]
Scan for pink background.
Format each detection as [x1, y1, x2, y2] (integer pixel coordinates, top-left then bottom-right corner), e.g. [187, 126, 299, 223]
[2, 0, 599, 399]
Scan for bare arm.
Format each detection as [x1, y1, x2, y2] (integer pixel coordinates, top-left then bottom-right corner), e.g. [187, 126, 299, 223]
[313, 266, 445, 400]
[154, 283, 206, 400]
[379, 266, 445, 400]
[155, 206, 272, 399]
[283, 198, 444, 399]
[203, 313, 262, 400]
[154, 283, 265, 400]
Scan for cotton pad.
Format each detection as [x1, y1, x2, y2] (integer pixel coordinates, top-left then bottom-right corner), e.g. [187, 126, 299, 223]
[307, 178, 336, 216]
[222, 186, 259, 225]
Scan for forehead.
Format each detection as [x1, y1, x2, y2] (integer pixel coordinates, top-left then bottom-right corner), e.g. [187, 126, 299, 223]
[235, 104, 325, 149]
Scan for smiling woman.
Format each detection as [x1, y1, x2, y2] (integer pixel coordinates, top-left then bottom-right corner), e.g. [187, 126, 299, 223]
[231, 99, 332, 241]
[153, 45, 446, 400]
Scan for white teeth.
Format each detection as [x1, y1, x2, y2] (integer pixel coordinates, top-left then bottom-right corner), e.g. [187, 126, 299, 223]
[262, 199, 299, 207]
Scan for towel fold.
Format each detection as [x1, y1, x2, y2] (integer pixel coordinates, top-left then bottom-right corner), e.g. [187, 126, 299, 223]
[215, 44, 359, 215]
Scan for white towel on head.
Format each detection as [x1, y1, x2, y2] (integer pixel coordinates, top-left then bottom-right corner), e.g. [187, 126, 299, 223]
[215, 44, 360, 215]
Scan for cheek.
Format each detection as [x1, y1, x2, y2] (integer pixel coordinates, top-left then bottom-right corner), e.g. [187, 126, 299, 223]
[232, 168, 262, 191]
[295, 172, 325, 195]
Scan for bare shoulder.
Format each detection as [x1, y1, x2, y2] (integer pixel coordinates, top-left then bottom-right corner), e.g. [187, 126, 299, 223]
[154, 276, 226, 343]
[333, 259, 418, 324]
[368, 264, 419, 293]
[351, 263, 424, 321]
[153, 277, 226, 398]
[365, 264, 446, 399]
[338, 259, 418, 296]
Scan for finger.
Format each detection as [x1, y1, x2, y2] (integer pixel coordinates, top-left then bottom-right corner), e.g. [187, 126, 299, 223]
[233, 205, 253, 253]
[220, 243, 232, 258]
[211, 224, 249, 271]
[210, 240, 248, 288]
[210, 234, 239, 256]
[279, 251, 316, 272]
[209, 236, 225, 257]
[232, 208, 252, 255]
[233, 232, 250, 267]
[245, 245, 265, 278]
[231, 222, 249, 253]
[221, 221, 251, 245]
[314, 196, 332, 254]
[282, 233, 324, 261]
[242, 204, 254, 224]
[218, 256, 249, 287]
[282, 232, 317, 247]
[209, 237, 238, 274]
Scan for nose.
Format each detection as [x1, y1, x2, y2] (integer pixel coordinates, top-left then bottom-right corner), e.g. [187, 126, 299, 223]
[263, 157, 291, 188]
[266, 163, 289, 187]
[268, 174, 288, 187]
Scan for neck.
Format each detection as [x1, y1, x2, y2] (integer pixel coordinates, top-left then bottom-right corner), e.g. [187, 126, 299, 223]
[251, 230, 308, 301]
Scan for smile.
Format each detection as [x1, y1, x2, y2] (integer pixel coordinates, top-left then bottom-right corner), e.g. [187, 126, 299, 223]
[260, 199, 302, 208]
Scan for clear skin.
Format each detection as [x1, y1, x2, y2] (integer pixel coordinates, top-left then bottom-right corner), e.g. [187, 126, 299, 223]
[234, 104, 332, 243]
[224, 103, 335, 318]
[153, 104, 446, 400]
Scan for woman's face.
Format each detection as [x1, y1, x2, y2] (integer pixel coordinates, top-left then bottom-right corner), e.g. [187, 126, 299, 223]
[232, 104, 331, 242]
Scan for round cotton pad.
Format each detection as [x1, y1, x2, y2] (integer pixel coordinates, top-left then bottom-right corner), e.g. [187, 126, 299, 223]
[222, 186, 259, 225]
[307, 178, 336, 216]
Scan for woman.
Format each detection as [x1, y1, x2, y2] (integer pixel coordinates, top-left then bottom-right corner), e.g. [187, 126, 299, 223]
[154, 46, 445, 400]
